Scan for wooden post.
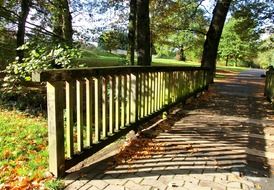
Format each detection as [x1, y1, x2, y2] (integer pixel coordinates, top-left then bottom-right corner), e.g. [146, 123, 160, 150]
[47, 82, 65, 177]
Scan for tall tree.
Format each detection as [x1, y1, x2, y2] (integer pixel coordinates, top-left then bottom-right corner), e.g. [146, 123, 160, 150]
[201, 0, 231, 81]
[128, 0, 136, 65]
[52, 0, 73, 45]
[61, 0, 73, 45]
[150, 0, 208, 61]
[136, 0, 151, 65]
[17, 0, 31, 62]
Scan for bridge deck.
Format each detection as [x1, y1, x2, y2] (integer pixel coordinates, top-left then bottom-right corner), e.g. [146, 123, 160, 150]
[64, 69, 274, 190]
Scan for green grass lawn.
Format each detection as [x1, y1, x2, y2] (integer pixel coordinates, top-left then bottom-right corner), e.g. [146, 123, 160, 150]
[77, 49, 126, 67]
[0, 108, 62, 189]
[152, 57, 201, 66]
[77, 49, 250, 75]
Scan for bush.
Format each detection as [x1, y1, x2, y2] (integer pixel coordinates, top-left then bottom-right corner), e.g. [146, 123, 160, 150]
[2, 42, 82, 93]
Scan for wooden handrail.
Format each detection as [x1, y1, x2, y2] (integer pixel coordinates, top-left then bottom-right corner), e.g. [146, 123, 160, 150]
[32, 66, 209, 82]
[32, 66, 210, 177]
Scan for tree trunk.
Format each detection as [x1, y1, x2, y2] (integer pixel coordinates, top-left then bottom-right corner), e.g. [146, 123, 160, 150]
[52, 2, 63, 42]
[128, 0, 137, 65]
[201, 0, 231, 81]
[16, 0, 31, 62]
[136, 0, 151, 66]
[225, 55, 229, 66]
[52, 0, 73, 45]
[61, 0, 73, 45]
[176, 45, 186, 61]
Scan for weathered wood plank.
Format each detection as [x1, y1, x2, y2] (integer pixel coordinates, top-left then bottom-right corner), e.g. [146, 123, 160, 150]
[121, 75, 126, 128]
[65, 81, 74, 158]
[76, 80, 84, 152]
[144, 73, 148, 116]
[47, 81, 65, 177]
[148, 72, 153, 115]
[126, 74, 131, 124]
[159, 72, 163, 108]
[109, 76, 115, 135]
[130, 73, 138, 123]
[140, 73, 145, 118]
[32, 66, 209, 82]
[86, 78, 93, 147]
[102, 77, 108, 138]
[115, 76, 121, 131]
[94, 77, 102, 143]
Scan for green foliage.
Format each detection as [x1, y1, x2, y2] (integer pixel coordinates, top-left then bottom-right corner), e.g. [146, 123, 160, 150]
[155, 45, 176, 58]
[2, 42, 82, 92]
[218, 16, 260, 67]
[150, 0, 207, 61]
[255, 35, 274, 68]
[44, 179, 64, 190]
[98, 30, 128, 52]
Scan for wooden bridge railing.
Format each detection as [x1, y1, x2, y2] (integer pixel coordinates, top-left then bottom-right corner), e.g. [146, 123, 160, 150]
[265, 68, 274, 103]
[32, 66, 210, 177]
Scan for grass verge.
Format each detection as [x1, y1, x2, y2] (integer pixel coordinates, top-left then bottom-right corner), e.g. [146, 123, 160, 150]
[0, 108, 63, 189]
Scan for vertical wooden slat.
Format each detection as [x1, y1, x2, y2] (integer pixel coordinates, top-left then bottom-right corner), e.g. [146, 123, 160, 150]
[148, 72, 151, 115]
[102, 77, 108, 138]
[66, 81, 74, 157]
[109, 76, 115, 134]
[140, 73, 145, 118]
[164, 72, 169, 105]
[47, 81, 65, 177]
[179, 72, 183, 99]
[115, 76, 120, 131]
[153, 72, 157, 112]
[154, 72, 158, 111]
[150, 72, 153, 114]
[76, 80, 84, 152]
[175, 72, 178, 101]
[145, 73, 148, 116]
[170, 72, 174, 103]
[159, 72, 163, 108]
[121, 76, 125, 128]
[163, 72, 166, 106]
[131, 73, 138, 123]
[126, 74, 131, 124]
[86, 78, 93, 147]
[94, 77, 102, 142]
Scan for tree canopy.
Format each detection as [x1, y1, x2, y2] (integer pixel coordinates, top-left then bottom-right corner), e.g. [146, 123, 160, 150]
[0, 0, 273, 76]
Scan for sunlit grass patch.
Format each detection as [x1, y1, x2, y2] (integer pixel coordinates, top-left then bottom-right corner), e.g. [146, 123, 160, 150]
[0, 108, 63, 189]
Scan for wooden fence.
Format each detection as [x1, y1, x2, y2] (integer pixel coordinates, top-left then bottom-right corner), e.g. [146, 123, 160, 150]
[265, 69, 274, 103]
[32, 66, 210, 177]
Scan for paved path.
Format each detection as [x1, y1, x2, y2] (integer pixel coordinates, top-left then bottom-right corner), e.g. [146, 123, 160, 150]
[64, 69, 274, 190]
